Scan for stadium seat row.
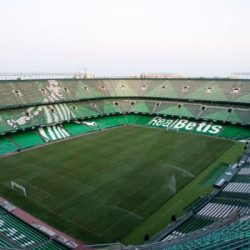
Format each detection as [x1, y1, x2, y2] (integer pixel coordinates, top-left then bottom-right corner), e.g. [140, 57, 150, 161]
[0, 79, 250, 108]
[0, 99, 249, 134]
[0, 207, 68, 249]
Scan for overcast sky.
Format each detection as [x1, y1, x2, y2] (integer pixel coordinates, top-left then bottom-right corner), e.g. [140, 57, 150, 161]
[0, 0, 249, 77]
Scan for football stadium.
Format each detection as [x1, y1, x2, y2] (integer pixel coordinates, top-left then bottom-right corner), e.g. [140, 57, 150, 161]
[1, 0, 250, 249]
[0, 78, 249, 249]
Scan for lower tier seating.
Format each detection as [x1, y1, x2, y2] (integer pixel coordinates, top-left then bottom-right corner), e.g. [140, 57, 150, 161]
[0, 114, 249, 157]
[163, 216, 250, 250]
[161, 155, 250, 243]
[0, 206, 71, 249]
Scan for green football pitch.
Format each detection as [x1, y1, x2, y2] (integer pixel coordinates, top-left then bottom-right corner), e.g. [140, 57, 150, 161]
[0, 126, 244, 244]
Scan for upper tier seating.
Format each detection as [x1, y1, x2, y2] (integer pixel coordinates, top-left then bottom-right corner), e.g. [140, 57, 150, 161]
[0, 79, 250, 108]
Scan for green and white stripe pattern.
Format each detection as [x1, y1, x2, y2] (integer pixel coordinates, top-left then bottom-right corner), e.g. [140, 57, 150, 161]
[38, 125, 70, 142]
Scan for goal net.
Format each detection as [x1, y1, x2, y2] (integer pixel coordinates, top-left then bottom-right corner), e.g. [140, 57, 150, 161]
[11, 181, 27, 197]
[167, 127, 179, 133]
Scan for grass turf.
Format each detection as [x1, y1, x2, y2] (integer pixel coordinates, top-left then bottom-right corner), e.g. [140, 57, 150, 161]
[0, 126, 242, 244]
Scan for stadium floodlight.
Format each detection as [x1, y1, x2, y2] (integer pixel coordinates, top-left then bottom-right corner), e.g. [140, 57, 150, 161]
[11, 181, 27, 197]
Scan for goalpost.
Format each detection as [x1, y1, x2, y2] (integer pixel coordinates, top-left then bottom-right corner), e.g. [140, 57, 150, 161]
[11, 181, 27, 197]
[167, 127, 179, 133]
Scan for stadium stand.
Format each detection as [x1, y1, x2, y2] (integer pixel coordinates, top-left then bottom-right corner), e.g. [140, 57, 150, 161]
[95, 100, 122, 114]
[11, 131, 44, 148]
[38, 125, 70, 142]
[0, 203, 77, 249]
[0, 238, 12, 248]
[0, 100, 249, 135]
[1, 79, 250, 109]
[130, 100, 153, 114]
[160, 215, 250, 250]
[0, 137, 18, 155]
[0, 206, 69, 249]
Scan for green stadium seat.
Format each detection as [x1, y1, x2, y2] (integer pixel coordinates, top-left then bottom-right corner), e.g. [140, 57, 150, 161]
[0, 207, 48, 248]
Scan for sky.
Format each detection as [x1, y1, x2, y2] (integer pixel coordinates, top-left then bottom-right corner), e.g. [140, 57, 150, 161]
[0, 0, 250, 77]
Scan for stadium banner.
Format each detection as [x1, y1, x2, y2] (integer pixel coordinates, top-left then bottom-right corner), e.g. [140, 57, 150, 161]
[147, 116, 223, 135]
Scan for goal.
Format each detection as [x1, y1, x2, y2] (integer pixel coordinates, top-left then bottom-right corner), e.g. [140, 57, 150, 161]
[11, 181, 27, 197]
[167, 127, 179, 133]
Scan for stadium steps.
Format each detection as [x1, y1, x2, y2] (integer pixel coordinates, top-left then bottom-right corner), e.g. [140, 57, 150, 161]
[118, 100, 132, 113]
[197, 108, 203, 118]
[102, 100, 121, 114]
[155, 103, 195, 118]
[226, 110, 241, 124]
[76, 103, 100, 118]
[234, 109, 250, 124]
[92, 103, 103, 115]
[199, 107, 229, 122]
[151, 102, 159, 114]
[130, 101, 150, 113]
